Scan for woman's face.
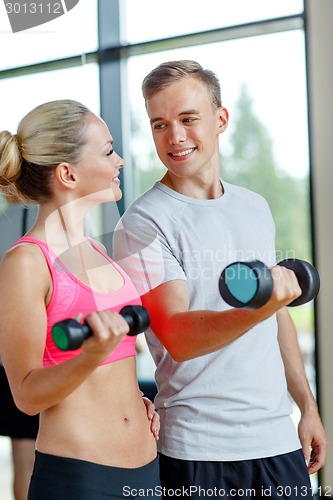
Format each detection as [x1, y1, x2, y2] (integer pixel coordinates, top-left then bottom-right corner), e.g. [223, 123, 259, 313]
[74, 113, 124, 204]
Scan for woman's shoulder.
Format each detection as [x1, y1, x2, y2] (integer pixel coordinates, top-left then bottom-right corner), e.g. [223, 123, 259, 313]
[0, 239, 50, 282]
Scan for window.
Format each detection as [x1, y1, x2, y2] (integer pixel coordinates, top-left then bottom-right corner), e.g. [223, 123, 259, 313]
[0, 0, 101, 242]
[123, 0, 303, 43]
[0, 0, 98, 70]
[0, 64, 100, 132]
[126, 29, 309, 198]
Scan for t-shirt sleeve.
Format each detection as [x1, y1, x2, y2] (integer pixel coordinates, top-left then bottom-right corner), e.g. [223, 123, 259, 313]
[113, 210, 186, 296]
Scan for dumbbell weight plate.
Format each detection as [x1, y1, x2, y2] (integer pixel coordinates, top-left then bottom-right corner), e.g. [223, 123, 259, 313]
[120, 305, 150, 336]
[219, 260, 274, 309]
[278, 258, 320, 307]
[52, 320, 91, 351]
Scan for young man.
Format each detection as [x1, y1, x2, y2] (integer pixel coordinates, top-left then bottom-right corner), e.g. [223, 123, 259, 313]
[114, 60, 328, 498]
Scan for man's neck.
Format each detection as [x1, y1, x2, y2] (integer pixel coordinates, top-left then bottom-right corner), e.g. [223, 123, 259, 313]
[161, 172, 224, 200]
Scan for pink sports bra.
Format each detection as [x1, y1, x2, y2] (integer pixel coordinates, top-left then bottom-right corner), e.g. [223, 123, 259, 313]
[14, 237, 140, 367]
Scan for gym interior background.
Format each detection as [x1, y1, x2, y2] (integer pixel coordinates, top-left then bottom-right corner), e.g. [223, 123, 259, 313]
[0, 0, 332, 491]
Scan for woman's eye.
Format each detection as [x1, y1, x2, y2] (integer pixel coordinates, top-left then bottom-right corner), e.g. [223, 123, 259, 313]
[107, 149, 114, 156]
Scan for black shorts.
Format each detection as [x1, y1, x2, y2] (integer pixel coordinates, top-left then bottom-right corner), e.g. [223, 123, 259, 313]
[159, 449, 313, 499]
[0, 366, 39, 439]
[28, 451, 161, 500]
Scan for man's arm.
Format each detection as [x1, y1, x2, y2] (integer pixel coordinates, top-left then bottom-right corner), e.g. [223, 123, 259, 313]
[141, 269, 302, 362]
[277, 308, 329, 474]
[114, 215, 303, 360]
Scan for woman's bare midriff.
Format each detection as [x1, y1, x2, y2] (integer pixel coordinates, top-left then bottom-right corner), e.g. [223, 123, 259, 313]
[36, 356, 157, 468]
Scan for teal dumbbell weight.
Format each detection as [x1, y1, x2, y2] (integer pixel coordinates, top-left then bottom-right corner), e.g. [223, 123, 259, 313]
[219, 258, 320, 309]
[52, 305, 150, 351]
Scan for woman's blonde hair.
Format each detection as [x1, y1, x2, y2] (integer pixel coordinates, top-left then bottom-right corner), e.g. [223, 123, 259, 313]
[0, 99, 91, 203]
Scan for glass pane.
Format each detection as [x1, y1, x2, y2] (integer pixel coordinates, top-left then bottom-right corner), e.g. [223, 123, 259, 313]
[126, 30, 315, 411]
[0, 0, 98, 70]
[127, 30, 309, 197]
[0, 63, 100, 132]
[0, 63, 102, 240]
[123, 0, 304, 43]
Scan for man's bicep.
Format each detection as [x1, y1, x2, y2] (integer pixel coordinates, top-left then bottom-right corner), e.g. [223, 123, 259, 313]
[141, 280, 189, 338]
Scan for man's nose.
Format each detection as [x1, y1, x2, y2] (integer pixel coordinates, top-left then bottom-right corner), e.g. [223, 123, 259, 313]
[168, 123, 186, 144]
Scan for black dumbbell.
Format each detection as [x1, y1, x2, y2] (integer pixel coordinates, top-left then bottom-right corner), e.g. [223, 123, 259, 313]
[52, 305, 150, 351]
[219, 258, 320, 309]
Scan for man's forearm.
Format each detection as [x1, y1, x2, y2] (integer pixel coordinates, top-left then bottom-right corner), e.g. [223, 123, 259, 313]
[277, 308, 317, 412]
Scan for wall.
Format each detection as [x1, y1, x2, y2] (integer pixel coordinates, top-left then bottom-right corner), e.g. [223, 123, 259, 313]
[306, 0, 333, 488]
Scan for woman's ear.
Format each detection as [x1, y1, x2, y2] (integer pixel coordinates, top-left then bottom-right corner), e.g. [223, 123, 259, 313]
[55, 162, 78, 190]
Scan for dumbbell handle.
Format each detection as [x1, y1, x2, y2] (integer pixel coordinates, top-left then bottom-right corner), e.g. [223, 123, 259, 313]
[52, 305, 150, 351]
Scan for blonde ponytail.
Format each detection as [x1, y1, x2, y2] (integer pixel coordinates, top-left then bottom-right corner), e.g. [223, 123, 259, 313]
[0, 131, 23, 198]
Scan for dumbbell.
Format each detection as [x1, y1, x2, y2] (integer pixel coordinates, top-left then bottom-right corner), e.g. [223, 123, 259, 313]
[52, 305, 150, 351]
[219, 258, 320, 309]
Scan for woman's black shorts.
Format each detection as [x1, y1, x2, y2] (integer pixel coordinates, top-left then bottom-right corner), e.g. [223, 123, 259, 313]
[28, 451, 161, 499]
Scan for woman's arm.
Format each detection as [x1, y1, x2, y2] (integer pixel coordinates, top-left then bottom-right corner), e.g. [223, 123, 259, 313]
[0, 244, 129, 415]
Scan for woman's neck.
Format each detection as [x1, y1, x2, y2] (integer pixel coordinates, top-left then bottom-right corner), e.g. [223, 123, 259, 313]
[29, 202, 87, 252]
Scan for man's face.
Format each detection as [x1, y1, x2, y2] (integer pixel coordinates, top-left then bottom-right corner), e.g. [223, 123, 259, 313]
[146, 76, 228, 180]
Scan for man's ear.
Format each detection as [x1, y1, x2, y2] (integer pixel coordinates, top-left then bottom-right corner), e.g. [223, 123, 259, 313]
[217, 107, 229, 135]
[55, 162, 78, 190]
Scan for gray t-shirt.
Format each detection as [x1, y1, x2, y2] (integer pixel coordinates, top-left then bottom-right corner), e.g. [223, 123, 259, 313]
[114, 181, 300, 461]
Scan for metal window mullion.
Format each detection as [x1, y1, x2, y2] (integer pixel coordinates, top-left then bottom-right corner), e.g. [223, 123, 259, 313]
[98, 0, 125, 249]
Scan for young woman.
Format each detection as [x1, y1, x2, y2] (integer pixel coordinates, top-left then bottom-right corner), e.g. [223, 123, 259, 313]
[0, 100, 160, 499]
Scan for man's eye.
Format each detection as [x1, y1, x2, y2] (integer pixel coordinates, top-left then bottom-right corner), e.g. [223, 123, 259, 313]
[107, 149, 114, 156]
[153, 123, 165, 130]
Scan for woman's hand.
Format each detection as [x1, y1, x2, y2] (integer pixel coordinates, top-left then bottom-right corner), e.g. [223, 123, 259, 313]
[81, 310, 129, 362]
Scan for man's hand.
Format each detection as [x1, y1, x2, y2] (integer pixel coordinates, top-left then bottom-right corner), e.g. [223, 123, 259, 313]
[298, 409, 329, 474]
[141, 391, 160, 441]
